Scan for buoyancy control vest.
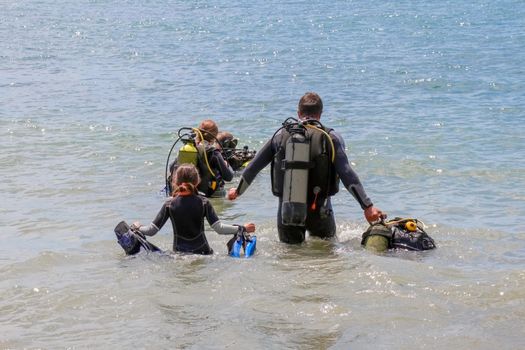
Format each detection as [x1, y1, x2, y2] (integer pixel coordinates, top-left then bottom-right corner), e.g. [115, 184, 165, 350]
[271, 121, 339, 226]
[361, 218, 436, 251]
[196, 145, 220, 197]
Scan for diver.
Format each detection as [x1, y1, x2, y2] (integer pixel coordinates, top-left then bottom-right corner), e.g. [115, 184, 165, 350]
[216, 131, 257, 171]
[133, 164, 255, 255]
[169, 119, 234, 197]
[227, 92, 385, 244]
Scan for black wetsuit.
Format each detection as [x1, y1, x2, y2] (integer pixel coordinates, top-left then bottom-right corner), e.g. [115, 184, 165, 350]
[138, 193, 239, 254]
[200, 148, 235, 183]
[207, 148, 234, 195]
[236, 125, 373, 244]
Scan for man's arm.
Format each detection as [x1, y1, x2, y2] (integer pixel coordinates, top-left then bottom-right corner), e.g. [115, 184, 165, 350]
[331, 131, 385, 222]
[331, 131, 373, 209]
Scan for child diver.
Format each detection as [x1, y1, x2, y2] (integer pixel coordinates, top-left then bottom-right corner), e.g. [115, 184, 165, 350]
[133, 164, 255, 255]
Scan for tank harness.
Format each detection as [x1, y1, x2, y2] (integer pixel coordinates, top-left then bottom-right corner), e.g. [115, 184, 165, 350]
[270, 118, 339, 226]
[361, 217, 436, 251]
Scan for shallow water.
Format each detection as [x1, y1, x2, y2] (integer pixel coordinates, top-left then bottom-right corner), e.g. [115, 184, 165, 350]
[1, 0, 524, 349]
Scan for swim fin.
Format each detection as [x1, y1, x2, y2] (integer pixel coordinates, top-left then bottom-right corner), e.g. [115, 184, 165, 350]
[114, 221, 162, 255]
[231, 235, 243, 258]
[244, 235, 256, 258]
[227, 230, 256, 258]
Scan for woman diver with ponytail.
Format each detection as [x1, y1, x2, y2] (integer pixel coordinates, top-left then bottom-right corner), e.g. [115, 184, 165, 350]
[132, 164, 255, 255]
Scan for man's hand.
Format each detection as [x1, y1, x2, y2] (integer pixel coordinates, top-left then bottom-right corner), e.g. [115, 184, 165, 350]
[227, 188, 238, 200]
[364, 206, 386, 224]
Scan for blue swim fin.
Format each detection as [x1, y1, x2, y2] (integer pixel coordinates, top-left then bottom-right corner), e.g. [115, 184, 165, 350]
[227, 227, 256, 258]
[244, 235, 256, 258]
[230, 235, 243, 258]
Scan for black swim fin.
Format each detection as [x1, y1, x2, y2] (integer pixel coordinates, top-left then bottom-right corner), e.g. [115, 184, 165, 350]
[114, 221, 162, 255]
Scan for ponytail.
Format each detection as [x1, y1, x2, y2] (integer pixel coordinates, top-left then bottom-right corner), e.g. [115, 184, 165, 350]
[172, 182, 198, 196]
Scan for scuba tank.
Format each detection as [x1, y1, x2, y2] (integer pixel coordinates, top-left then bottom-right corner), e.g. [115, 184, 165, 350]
[165, 128, 196, 196]
[177, 140, 199, 166]
[271, 118, 337, 226]
[281, 125, 311, 226]
[361, 217, 436, 252]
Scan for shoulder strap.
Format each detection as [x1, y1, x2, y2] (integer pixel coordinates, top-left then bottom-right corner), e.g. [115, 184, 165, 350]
[196, 144, 216, 178]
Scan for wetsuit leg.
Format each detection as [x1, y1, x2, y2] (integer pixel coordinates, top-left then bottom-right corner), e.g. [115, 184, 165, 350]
[305, 200, 336, 239]
[277, 199, 306, 244]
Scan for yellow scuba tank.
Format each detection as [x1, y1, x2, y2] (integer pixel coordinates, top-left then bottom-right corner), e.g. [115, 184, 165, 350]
[178, 142, 199, 166]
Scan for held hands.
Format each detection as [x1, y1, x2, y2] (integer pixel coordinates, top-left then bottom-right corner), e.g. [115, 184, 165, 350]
[364, 206, 386, 224]
[131, 221, 141, 230]
[227, 188, 238, 200]
[243, 223, 256, 233]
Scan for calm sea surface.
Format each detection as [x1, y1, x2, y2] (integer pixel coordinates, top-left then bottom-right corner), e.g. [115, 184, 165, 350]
[1, 1, 524, 349]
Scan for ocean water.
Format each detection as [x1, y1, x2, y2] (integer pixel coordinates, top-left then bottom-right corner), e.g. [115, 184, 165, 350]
[1, 0, 524, 349]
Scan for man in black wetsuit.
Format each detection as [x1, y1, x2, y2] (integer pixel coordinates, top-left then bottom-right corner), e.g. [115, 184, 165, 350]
[227, 92, 385, 244]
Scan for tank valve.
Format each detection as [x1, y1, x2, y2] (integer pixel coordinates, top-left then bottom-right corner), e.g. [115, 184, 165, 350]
[405, 221, 417, 232]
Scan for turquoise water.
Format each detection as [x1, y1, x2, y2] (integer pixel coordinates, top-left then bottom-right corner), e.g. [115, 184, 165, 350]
[1, 1, 524, 349]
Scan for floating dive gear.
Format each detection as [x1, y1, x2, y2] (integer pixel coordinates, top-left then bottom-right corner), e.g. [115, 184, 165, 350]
[114, 221, 162, 255]
[223, 146, 257, 171]
[227, 226, 257, 258]
[361, 217, 436, 252]
[222, 143, 257, 171]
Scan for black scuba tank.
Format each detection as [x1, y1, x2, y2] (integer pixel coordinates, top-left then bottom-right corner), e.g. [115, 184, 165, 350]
[281, 128, 311, 226]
